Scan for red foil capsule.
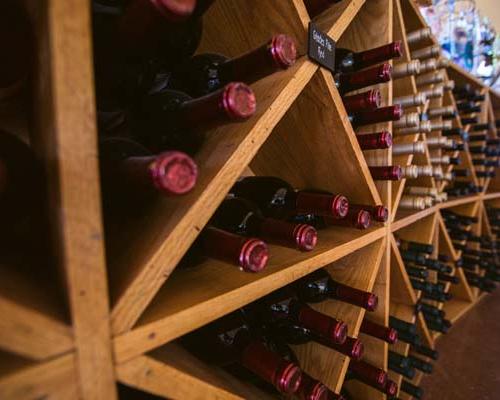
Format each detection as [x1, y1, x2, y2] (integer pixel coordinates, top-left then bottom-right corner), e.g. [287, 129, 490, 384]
[369, 166, 403, 181]
[240, 340, 303, 394]
[323, 336, 364, 360]
[349, 360, 388, 389]
[350, 105, 403, 128]
[349, 204, 389, 223]
[354, 41, 403, 69]
[324, 210, 372, 230]
[297, 305, 348, 344]
[356, 131, 393, 150]
[258, 218, 318, 251]
[384, 379, 398, 397]
[360, 319, 398, 344]
[179, 82, 257, 130]
[343, 89, 381, 114]
[200, 227, 269, 272]
[295, 192, 349, 219]
[337, 62, 392, 93]
[330, 280, 378, 311]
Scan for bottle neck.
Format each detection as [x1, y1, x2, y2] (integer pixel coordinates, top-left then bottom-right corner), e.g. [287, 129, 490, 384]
[200, 227, 269, 272]
[239, 338, 303, 394]
[320, 336, 364, 359]
[294, 191, 349, 219]
[296, 373, 329, 400]
[350, 41, 402, 71]
[369, 166, 402, 181]
[295, 303, 347, 344]
[175, 82, 256, 130]
[350, 204, 388, 222]
[356, 131, 393, 150]
[323, 209, 371, 230]
[253, 217, 318, 251]
[328, 280, 378, 311]
[336, 63, 392, 93]
[350, 105, 403, 127]
[349, 360, 387, 389]
[360, 319, 398, 344]
[217, 34, 297, 86]
[342, 89, 381, 114]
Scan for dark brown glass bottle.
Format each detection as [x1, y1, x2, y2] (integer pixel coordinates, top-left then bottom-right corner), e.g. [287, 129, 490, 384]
[335, 63, 392, 94]
[230, 177, 349, 220]
[182, 310, 303, 394]
[350, 204, 389, 223]
[211, 197, 318, 251]
[347, 360, 388, 392]
[133, 82, 256, 154]
[169, 34, 297, 97]
[360, 319, 398, 344]
[296, 270, 379, 311]
[182, 226, 269, 272]
[369, 166, 403, 180]
[334, 42, 402, 73]
[349, 105, 403, 128]
[356, 131, 393, 150]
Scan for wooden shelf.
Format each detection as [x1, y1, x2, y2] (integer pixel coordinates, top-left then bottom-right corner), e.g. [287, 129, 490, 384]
[0, 0, 499, 398]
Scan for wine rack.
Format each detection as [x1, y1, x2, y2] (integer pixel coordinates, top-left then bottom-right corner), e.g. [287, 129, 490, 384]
[0, 0, 499, 399]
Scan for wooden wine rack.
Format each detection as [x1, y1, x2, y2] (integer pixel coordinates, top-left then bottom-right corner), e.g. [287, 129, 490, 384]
[1, 0, 499, 399]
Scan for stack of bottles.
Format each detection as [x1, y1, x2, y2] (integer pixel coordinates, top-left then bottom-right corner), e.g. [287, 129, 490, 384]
[177, 176, 388, 273]
[177, 268, 399, 399]
[387, 315, 440, 400]
[443, 210, 500, 292]
[396, 238, 455, 323]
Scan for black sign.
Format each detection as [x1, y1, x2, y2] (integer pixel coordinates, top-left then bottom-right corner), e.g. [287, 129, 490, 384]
[308, 23, 336, 73]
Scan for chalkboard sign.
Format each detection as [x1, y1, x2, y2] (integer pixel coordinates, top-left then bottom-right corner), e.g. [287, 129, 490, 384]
[308, 22, 336, 73]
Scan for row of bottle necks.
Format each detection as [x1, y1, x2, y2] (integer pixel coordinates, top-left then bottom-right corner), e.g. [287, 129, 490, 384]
[3, 2, 498, 210]
[170, 258, 444, 400]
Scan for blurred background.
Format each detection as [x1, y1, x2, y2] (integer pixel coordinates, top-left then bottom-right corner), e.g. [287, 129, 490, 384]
[418, 0, 500, 92]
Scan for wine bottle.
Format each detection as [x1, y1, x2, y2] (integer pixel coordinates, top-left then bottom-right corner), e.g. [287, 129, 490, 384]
[419, 58, 437, 74]
[349, 105, 403, 128]
[405, 186, 438, 197]
[389, 316, 416, 334]
[169, 34, 297, 97]
[347, 360, 388, 392]
[0, 0, 31, 101]
[408, 355, 433, 374]
[400, 380, 424, 399]
[406, 27, 432, 45]
[393, 93, 427, 108]
[392, 141, 425, 156]
[461, 116, 479, 125]
[230, 176, 349, 220]
[349, 204, 389, 223]
[392, 60, 421, 79]
[296, 372, 330, 400]
[406, 265, 429, 279]
[442, 127, 468, 139]
[296, 269, 379, 311]
[418, 302, 444, 317]
[322, 209, 372, 230]
[421, 86, 444, 99]
[334, 41, 402, 73]
[360, 319, 398, 344]
[356, 131, 393, 150]
[369, 166, 403, 181]
[389, 351, 411, 369]
[181, 226, 269, 272]
[415, 71, 445, 86]
[342, 89, 381, 114]
[133, 82, 256, 154]
[413, 344, 438, 360]
[397, 330, 422, 346]
[410, 278, 434, 293]
[428, 105, 456, 118]
[336, 63, 392, 94]
[393, 113, 419, 129]
[182, 311, 303, 394]
[321, 335, 364, 359]
[429, 120, 452, 131]
[399, 196, 427, 211]
[411, 44, 441, 60]
[430, 155, 450, 164]
[211, 197, 318, 251]
[397, 239, 434, 254]
[472, 123, 491, 131]
[389, 361, 416, 379]
[437, 273, 459, 284]
[395, 120, 431, 135]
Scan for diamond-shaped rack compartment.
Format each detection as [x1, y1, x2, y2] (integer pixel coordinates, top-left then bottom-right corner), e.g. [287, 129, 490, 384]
[115, 239, 386, 399]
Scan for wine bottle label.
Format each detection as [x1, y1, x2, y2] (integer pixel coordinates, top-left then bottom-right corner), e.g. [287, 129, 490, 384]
[392, 141, 426, 155]
[308, 23, 336, 73]
[406, 27, 432, 45]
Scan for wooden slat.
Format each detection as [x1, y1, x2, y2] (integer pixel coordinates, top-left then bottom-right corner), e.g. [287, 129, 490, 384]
[22, 0, 117, 397]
